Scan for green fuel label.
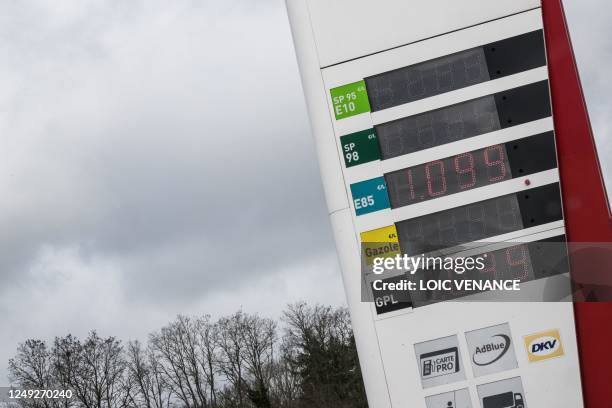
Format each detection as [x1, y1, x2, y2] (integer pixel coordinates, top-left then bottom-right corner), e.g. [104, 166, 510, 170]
[330, 80, 371, 120]
[340, 129, 381, 168]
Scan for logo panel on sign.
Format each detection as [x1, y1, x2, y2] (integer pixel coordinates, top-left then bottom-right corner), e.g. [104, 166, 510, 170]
[477, 377, 527, 408]
[421, 348, 459, 379]
[425, 388, 472, 408]
[524, 329, 564, 363]
[465, 323, 518, 377]
[414, 335, 466, 388]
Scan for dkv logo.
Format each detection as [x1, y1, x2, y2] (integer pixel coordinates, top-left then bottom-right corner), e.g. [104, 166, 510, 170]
[524, 329, 564, 362]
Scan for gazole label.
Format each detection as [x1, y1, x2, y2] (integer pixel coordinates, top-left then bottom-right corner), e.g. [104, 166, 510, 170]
[360, 225, 401, 265]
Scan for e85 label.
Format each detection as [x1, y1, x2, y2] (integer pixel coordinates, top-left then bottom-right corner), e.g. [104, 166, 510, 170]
[330, 80, 371, 120]
[340, 129, 381, 167]
[350, 177, 390, 216]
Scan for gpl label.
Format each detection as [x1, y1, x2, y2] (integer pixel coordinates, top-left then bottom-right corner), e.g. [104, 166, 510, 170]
[370, 274, 412, 315]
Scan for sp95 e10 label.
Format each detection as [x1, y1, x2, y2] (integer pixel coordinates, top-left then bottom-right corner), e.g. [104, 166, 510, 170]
[330, 80, 371, 120]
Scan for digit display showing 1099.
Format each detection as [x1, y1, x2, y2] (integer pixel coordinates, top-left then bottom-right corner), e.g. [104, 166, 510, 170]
[385, 132, 556, 209]
[386, 143, 510, 208]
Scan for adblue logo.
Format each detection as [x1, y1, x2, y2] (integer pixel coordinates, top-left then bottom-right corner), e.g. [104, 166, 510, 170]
[473, 334, 511, 366]
[524, 329, 564, 362]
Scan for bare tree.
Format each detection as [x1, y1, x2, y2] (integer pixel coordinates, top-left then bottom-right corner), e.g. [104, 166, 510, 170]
[81, 332, 130, 408]
[51, 335, 89, 408]
[8, 304, 368, 408]
[149, 315, 209, 408]
[48, 333, 131, 408]
[216, 312, 248, 408]
[195, 316, 219, 406]
[242, 315, 276, 408]
[126, 341, 172, 408]
[8, 340, 66, 408]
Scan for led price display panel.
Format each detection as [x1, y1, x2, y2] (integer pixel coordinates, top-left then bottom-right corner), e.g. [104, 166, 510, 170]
[370, 235, 570, 314]
[396, 183, 563, 256]
[410, 236, 570, 307]
[376, 80, 552, 159]
[365, 30, 546, 111]
[385, 131, 557, 208]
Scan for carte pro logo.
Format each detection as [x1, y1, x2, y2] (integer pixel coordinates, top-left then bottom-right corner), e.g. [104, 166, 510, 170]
[473, 334, 511, 366]
[415, 335, 466, 388]
[524, 329, 564, 363]
[420, 347, 460, 379]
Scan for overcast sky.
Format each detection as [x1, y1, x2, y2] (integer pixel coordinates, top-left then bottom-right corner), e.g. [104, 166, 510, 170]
[0, 0, 610, 383]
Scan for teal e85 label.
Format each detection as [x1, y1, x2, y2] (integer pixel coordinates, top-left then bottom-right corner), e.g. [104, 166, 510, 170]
[350, 177, 390, 216]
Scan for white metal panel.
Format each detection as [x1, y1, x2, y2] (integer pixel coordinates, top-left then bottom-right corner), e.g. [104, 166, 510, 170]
[287, 2, 392, 406]
[286, 0, 350, 213]
[329, 208, 393, 408]
[322, 9, 545, 138]
[287, 1, 583, 407]
[307, 0, 541, 67]
[321, 8, 544, 89]
[375, 302, 582, 407]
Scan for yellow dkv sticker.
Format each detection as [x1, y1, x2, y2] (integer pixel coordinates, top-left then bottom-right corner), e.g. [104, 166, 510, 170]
[524, 329, 565, 363]
[360, 225, 401, 265]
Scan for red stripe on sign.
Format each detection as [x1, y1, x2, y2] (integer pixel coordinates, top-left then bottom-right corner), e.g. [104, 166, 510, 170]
[543, 1, 612, 407]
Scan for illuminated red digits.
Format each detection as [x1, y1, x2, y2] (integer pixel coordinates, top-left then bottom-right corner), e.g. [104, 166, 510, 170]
[484, 145, 507, 182]
[506, 245, 529, 281]
[480, 253, 499, 279]
[454, 153, 476, 190]
[425, 160, 447, 197]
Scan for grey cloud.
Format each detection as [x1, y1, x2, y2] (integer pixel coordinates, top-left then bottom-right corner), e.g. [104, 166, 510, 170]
[564, 0, 612, 190]
[0, 0, 336, 303]
[0, 0, 343, 384]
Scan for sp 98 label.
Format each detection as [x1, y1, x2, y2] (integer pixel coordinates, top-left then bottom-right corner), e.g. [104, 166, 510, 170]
[340, 129, 381, 168]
